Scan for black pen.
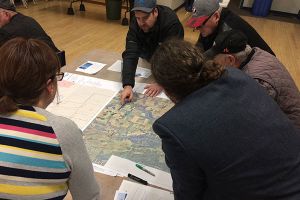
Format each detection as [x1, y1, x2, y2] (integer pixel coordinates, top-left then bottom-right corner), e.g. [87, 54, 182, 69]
[119, 99, 130, 110]
[128, 173, 148, 185]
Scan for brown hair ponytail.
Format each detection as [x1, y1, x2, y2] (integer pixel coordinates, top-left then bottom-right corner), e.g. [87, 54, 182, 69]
[0, 95, 17, 114]
[0, 38, 60, 114]
[151, 39, 225, 102]
[199, 59, 225, 86]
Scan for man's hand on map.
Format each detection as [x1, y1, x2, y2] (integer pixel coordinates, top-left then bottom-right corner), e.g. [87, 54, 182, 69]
[121, 85, 133, 104]
[144, 83, 163, 97]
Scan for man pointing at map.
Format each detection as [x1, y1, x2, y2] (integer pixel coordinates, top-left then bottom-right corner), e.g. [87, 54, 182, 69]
[120, 0, 184, 104]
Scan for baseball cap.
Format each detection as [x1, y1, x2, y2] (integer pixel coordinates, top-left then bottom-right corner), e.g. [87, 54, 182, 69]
[0, 0, 16, 11]
[187, 0, 219, 28]
[213, 30, 248, 54]
[131, 0, 156, 13]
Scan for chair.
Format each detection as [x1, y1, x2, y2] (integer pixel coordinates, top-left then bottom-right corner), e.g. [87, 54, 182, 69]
[56, 50, 66, 67]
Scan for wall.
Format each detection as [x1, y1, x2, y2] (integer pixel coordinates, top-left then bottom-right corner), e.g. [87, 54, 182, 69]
[241, 0, 300, 14]
[157, 0, 184, 10]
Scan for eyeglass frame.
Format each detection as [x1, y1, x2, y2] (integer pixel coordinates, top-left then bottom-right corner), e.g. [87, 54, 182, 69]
[50, 72, 64, 81]
[195, 9, 218, 30]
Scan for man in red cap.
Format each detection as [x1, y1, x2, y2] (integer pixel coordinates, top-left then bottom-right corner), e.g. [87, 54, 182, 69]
[187, 0, 275, 58]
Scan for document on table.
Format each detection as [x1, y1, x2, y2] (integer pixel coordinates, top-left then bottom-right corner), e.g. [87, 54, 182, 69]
[92, 163, 121, 176]
[63, 73, 169, 99]
[104, 155, 173, 191]
[46, 79, 117, 130]
[76, 61, 106, 74]
[108, 60, 152, 78]
[115, 180, 174, 200]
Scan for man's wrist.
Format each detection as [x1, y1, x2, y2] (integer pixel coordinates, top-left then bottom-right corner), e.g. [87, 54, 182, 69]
[123, 85, 133, 89]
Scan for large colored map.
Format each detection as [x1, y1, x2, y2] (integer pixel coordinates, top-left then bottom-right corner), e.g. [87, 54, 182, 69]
[83, 91, 173, 171]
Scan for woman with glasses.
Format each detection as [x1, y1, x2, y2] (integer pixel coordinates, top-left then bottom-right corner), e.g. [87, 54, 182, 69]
[0, 38, 100, 200]
[151, 39, 300, 200]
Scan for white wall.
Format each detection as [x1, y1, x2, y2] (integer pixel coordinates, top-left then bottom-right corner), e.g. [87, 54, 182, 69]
[157, 0, 184, 10]
[158, 0, 231, 11]
[242, 0, 300, 14]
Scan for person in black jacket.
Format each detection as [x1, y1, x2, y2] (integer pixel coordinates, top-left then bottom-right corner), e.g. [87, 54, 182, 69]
[151, 39, 300, 200]
[186, 0, 275, 58]
[120, 0, 184, 104]
[0, 28, 10, 45]
[0, 0, 65, 66]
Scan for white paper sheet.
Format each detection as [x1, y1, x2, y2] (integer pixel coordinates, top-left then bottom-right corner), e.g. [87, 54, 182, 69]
[75, 61, 106, 74]
[92, 163, 121, 176]
[63, 73, 169, 99]
[47, 79, 117, 131]
[117, 180, 174, 200]
[108, 60, 152, 78]
[63, 72, 122, 91]
[104, 155, 173, 191]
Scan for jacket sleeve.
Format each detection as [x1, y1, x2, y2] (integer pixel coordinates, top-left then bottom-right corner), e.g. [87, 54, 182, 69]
[0, 28, 11, 46]
[122, 22, 140, 88]
[52, 116, 100, 200]
[255, 78, 278, 100]
[195, 35, 205, 50]
[153, 121, 206, 200]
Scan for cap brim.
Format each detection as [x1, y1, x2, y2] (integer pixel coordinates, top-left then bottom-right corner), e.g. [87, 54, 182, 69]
[131, 7, 153, 13]
[186, 16, 209, 28]
[0, 5, 16, 11]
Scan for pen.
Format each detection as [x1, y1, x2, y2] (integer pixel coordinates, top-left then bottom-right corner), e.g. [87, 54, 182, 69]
[119, 99, 130, 110]
[135, 164, 155, 176]
[128, 173, 148, 185]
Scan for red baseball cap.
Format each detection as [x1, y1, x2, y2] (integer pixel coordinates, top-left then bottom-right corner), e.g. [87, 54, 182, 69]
[186, 16, 210, 28]
[186, 0, 220, 28]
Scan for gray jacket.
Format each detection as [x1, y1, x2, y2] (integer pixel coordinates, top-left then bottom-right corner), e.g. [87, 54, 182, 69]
[242, 47, 300, 129]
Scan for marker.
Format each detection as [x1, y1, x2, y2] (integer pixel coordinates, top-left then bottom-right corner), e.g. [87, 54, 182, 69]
[128, 173, 148, 185]
[135, 164, 155, 176]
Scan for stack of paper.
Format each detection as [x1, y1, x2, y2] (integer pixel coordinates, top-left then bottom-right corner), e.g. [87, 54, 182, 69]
[92, 163, 121, 176]
[108, 60, 152, 78]
[46, 79, 117, 130]
[104, 155, 173, 191]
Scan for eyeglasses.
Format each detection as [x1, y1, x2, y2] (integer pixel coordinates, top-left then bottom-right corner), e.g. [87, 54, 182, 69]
[56, 72, 64, 81]
[196, 10, 217, 30]
[50, 72, 64, 81]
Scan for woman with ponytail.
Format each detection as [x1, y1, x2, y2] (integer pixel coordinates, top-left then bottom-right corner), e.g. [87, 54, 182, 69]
[0, 38, 100, 200]
[151, 39, 300, 200]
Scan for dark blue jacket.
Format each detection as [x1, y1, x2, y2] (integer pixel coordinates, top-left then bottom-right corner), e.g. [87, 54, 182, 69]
[153, 68, 300, 200]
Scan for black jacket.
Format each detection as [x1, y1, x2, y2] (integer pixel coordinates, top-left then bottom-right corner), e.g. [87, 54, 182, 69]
[153, 68, 300, 200]
[1, 13, 59, 52]
[0, 29, 11, 46]
[122, 5, 184, 87]
[197, 8, 275, 57]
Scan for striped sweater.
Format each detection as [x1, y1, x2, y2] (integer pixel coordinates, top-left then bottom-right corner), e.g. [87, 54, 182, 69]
[0, 106, 100, 200]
